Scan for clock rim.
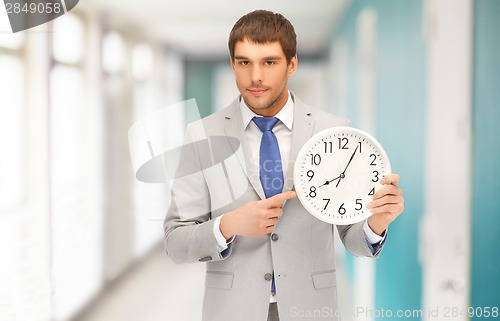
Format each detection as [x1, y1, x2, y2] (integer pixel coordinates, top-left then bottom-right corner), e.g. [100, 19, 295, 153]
[293, 126, 392, 225]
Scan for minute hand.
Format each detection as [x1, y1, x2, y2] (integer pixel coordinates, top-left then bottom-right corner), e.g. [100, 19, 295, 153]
[336, 145, 359, 187]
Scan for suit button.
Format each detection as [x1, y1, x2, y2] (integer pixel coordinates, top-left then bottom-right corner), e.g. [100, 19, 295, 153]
[198, 256, 212, 262]
[264, 273, 273, 281]
[271, 233, 279, 242]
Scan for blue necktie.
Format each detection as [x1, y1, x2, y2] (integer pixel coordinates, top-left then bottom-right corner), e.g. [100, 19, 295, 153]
[252, 116, 283, 296]
[253, 117, 284, 198]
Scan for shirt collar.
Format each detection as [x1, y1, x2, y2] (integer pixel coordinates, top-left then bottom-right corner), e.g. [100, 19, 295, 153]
[240, 91, 294, 130]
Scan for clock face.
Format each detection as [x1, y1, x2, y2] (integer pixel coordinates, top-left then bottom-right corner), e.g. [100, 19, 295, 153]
[293, 127, 391, 225]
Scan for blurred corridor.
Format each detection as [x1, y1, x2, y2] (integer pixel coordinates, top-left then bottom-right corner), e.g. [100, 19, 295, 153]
[1, 0, 499, 320]
[72, 244, 206, 321]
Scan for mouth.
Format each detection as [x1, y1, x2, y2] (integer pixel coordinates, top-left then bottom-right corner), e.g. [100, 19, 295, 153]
[247, 88, 268, 96]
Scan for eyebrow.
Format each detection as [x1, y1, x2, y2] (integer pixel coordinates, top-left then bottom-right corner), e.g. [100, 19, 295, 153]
[234, 56, 283, 61]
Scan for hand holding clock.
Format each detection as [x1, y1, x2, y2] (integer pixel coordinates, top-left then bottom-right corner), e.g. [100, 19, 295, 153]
[366, 173, 404, 236]
[294, 127, 404, 226]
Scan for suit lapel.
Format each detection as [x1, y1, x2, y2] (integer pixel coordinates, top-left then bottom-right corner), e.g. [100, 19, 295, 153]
[223, 98, 266, 199]
[283, 94, 315, 193]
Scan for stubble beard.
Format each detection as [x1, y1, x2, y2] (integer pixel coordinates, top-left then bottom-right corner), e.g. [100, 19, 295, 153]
[240, 83, 288, 114]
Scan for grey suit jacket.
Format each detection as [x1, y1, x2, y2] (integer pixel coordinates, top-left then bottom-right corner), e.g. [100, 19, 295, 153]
[163, 93, 384, 321]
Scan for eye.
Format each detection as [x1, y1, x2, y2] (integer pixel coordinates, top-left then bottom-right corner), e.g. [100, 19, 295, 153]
[239, 60, 250, 66]
[265, 60, 275, 66]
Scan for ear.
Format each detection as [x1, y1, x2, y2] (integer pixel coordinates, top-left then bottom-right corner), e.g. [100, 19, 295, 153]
[230, 57, 236, 72]
[287, 55, 298, 77]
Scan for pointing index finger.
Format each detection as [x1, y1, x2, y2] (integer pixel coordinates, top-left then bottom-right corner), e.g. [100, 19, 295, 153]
[266, 191, 297, 208]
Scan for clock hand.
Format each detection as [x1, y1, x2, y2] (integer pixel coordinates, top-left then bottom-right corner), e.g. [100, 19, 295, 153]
[317, 174, 342, 188]
[335, 145, 359, 187]
[335, 176, 342, 187]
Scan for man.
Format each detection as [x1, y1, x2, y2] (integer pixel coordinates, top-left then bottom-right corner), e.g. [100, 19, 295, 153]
[164, 10, 404, 321]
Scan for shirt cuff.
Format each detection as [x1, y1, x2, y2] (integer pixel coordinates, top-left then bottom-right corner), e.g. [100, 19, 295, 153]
[363, 219, 386, 244]
[213, 215, 234, 252]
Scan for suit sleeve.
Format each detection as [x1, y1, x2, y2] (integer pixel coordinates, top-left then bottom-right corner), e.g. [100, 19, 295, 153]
[163, 122, 233, 264]
[336, 221, 385, 258]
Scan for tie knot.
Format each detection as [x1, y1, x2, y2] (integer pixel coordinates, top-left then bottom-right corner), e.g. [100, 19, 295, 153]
[252, 117, 279, 132]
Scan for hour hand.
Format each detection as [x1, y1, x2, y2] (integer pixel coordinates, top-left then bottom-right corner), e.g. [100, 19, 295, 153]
[318, 174, 342, 188]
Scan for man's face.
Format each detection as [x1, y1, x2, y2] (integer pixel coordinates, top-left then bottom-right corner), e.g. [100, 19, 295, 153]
[231, 38, 297, 117]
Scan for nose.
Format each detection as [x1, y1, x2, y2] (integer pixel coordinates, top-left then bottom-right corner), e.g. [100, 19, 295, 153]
[251, 64, 263, 84]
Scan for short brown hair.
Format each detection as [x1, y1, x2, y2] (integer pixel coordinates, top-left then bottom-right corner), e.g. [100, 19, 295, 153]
[228, 10, 297, 63]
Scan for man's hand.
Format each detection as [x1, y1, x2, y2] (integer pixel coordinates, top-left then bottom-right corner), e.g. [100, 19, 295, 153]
[366, 173, 404, 236]
[220, 191, 297, 240]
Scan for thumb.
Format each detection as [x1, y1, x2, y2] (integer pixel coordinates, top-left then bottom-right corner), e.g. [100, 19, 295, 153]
[266, 191, 297, 208]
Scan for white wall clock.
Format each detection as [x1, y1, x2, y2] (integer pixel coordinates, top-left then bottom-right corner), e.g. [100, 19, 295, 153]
[293, 126, 391, 225]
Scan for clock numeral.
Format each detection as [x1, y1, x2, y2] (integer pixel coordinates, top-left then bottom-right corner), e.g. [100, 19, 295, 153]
[372, 171, 379, 182]
[368, 187, 375, 196]
[309, 186, 317, 198]
[338, 203, 346, 215]
[369, 153, 377, 166]
[306, 170, 314, 182]
[310, 154, 321, 165]
[355, 199, 363, 211]
[338, 137, 349, 150]
[322, 198, 330, 210]
[324, 141, 333, 153]
[358, 141, 362, 153]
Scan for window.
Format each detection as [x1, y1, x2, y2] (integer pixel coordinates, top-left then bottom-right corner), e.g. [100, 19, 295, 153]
[102, 31, 125, 74]
[0, 54, 26, 211]
[132, 43, 153, 82]
[52, 13, 84, 64]
[131, 42, 167, 255]
[50, 14, 103, 321]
